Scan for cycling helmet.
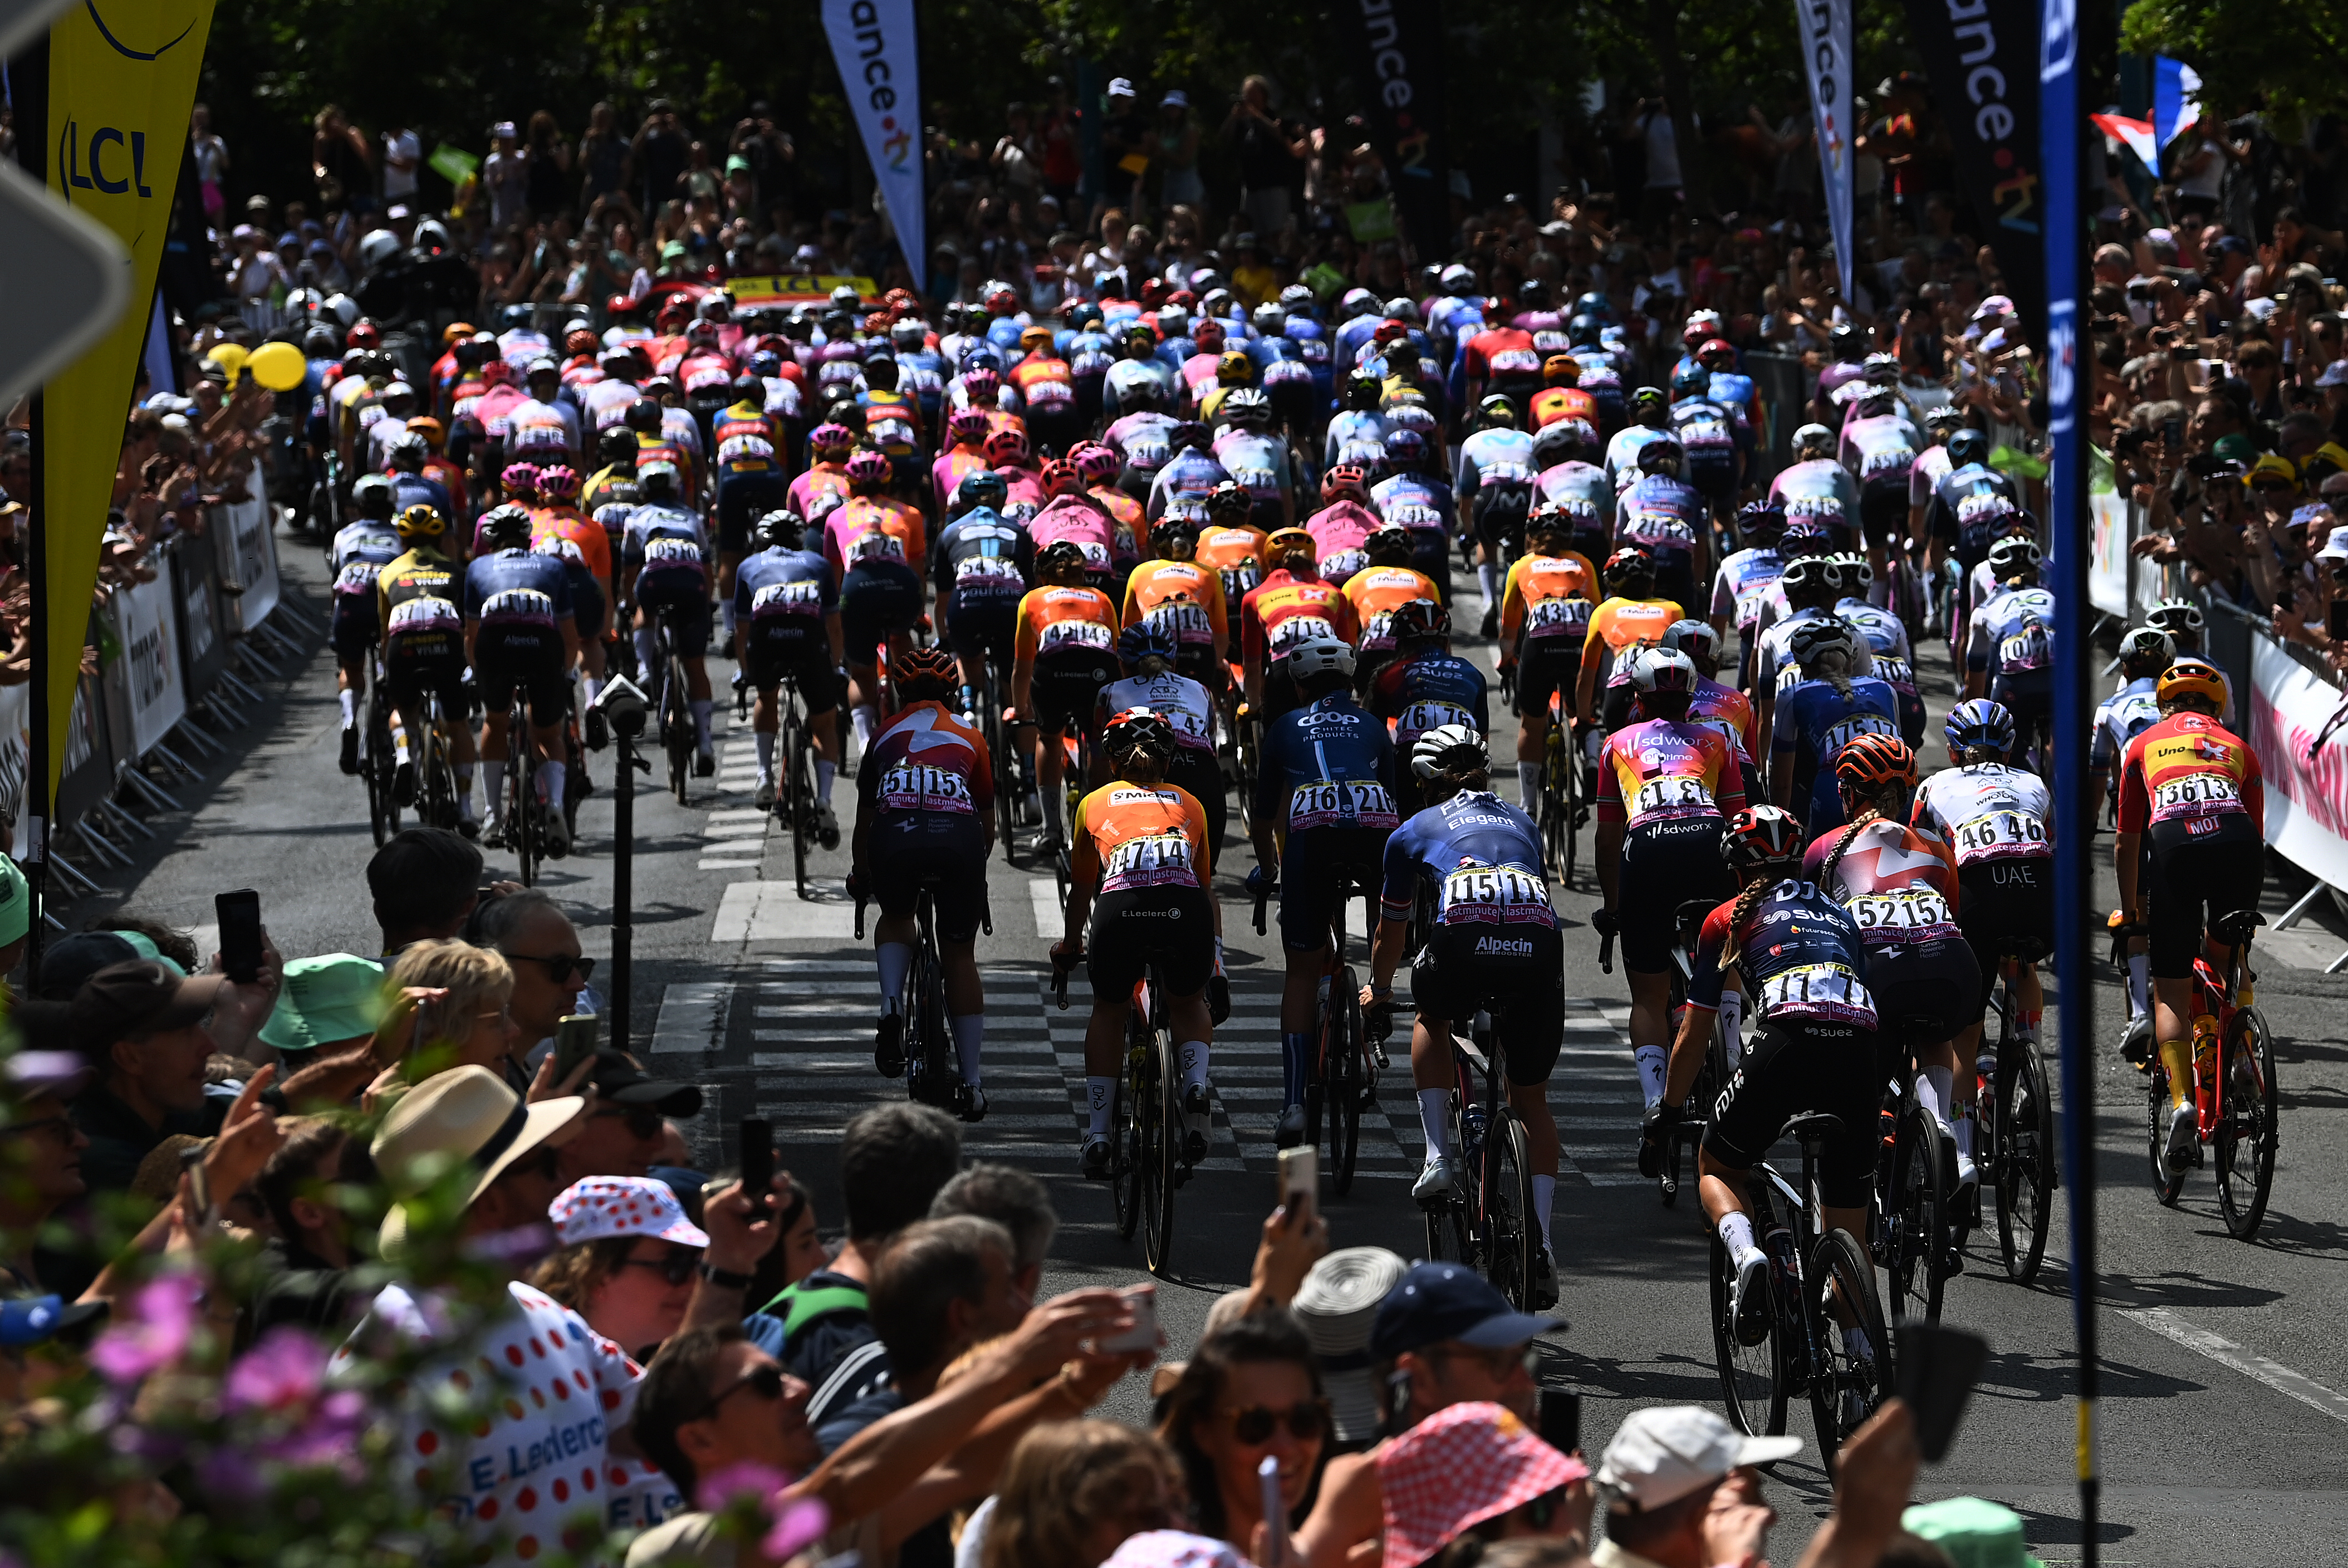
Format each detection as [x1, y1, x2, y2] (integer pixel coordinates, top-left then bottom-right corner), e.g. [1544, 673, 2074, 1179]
[1120, 374, 1169, 413]
[1280, 283, 1317, 311]
[1384, 427, 1430, 468]
[954, 469, 1008, 510]
[1102, 705, 1178, 762]
[1778, 521, 1834, 560]
[752, 509, 805, 551]
[984, 427, 1030, 464]
[1252, 303, 1287, 337]
[351, 472, 396, 509]
[891, 318, 928, 352]
[1922, 405, 1967, 435]
[1388, 597, 1449, 645]
[2147, 597, 2204, 635]
[2118, 625, 2175, 669]
[1565, 313, 1604, 347]
[1364, 525, 1412, 563]
[947, 407, 991, 443]
[537, 465, 581, 501]
[598, 427, 639, 467]
[384, 430, 429, 468]
[1721, 805, 1805, 875]
[1603, 546, 1655, 591]
[1737, 499, 1787, 542]
[1945, 429, 1989, 467]
[1532, 419, 1595, 466]
[625, 398, 666, 435]
[1987, 536, 2043, 580]
[637, 460, 681, 496]
[1635, 435, 1684, 474]
[1670, 364, 1709, 399]
[1944, 698, 2016, 758]
[1476, 394, 1519, 429]
[1789, 618, 1858, 669]
[1285, 635, 1357, 682]
[893, 645, 959, 695]
[1222, 387, 1272, 425]
[345, 321, 381, 351]
[1322, 465, 1369, 503]
[1525, 504, 1576, 546]
[1778, 557, 1831, 601]
[1631, 646, 1699, 695]
[1697, 339, 1738, 370]
[1680, 309, 1724, 344]
[1117, 622, 1181, 673]
[1792, 423, 1836, 459]
[1345, 370, 1384, 409]
[356, 228, 403, 272]
[1267, 525, 1316, 557]
[1036, 538, 1089, 575]
[1410, 723, 1489, 782]
[845, 449, 893, 487]
[1835, 732, 1918, 792]
[1661, 619, 1720, 664]
[1208, 479, 1254, 519]
[1041, 458, 1083, 496]
[962, 366, 1002, 401]
[302, 325, 340, 357]
[2158, 658, 2227, 712]
[395, 503, 446, 542]
[1543, 354, 1582, 387]
[1149, 516, 1199, 551]
[1825, 552, 1874, 594]
[1019, 322, 1055, 352]
[1629, 385, 1668, 418]
[1073, 444, 1122, 485]
[1861, 351, 1901, 384]
[479, 504, 534, 548]
[501, 462, 544, 496]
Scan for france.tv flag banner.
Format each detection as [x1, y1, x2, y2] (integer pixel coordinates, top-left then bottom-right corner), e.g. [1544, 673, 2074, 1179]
[1795, 0, 1855, 301]
[822, 0, 924, 285]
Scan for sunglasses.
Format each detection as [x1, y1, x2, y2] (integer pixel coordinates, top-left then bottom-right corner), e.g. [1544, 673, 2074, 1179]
[617, 1246, 702, 1286]
[510, 952, 596, 984]
[684, 1363, 787, 1422]
[1429, 1342, 1541, 1382]
[1223, 1400, 1330, 1444]
[593, 1104, 668, 1141]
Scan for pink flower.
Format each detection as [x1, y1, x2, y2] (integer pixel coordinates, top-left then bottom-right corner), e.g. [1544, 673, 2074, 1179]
[225, 1326, 329, 1414]
[88, 1273, 202, 1387]
[695, 1459, 788, 1514]
[763, 1496, 830, 1560]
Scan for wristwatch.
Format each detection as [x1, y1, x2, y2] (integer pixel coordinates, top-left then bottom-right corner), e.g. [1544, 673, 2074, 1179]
[698, 1263, 756, 1290]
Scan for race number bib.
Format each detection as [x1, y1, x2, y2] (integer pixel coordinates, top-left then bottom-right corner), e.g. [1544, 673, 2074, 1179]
[718, 434, 776, 467]
[1025, 378, 1074, 407]
[1479, 461, 1535, 487]
[752, 580, 825, 620]
[1629, 775, 1717, 823]
[846, 531, 907, 565]
[1997, 623, 2051, 673]
[1395, 701, 1476, 739]
[2149, 772, 2243, 822]
[1821, 713, 1897, 754]
[1489, 348, 1542, 375]
[1784, 494, 1846, 523]
[954, 556, 1026, 596]
[1526, 596, 1591, 638]
[1949, 810, 2051, 864]
[1318, 548, 1368, 581]
[1218, 563, 1264, 598]
[335, 561, 383, 595]
[1037, 618, 1114, 654]
[644, 537, 704, 569]
[1755, 962, 1877, 1027]
[1439, 863, 1556, 927]
[387, 596, 460, 634]
[1268, 615, 1336, 653]
[1101, 830, 1199, 891]
[1287, 780, 1399, 832]
[1842, 888, 1958, 945]
[880, 763, 975, 815]
[1143, 601, 1214, 644]
[481, 587, 557, 626]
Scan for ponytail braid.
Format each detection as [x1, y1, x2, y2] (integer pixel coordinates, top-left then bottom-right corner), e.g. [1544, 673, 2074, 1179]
[1715, 872, 1779, 970]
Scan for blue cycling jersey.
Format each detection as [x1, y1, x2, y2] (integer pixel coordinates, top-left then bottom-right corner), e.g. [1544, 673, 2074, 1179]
[1371, 651, 1491, 746]
[1256, 692, 1399, 833]
[392, 474, 452, 518]
[931, 507, 1033, 606]
[1379, 790, 1552, 924]
[1615, 474, 1705, 567]
[1771, 675, 1902, 833]
[734, 546, 836, 622]
[1687, 879, 1876, 1029]
[463, 548, 573, 632]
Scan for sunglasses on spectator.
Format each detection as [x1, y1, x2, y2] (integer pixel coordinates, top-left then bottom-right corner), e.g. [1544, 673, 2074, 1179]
[592, 1103, 668, 1140]
[1223, 1400, 1330, 1443]
[684, 1363, 786, 1422]
[1428, 1342, 1541, 1381]
[509, 952, 596, 984]
[617, 1246, 702, 1286]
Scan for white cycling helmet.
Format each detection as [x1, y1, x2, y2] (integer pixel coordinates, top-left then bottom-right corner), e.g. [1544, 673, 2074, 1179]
[1411, 723, 1488, 781]
[1631, 646, 1699, 694]
[1789, 617, 1859, 668]
[320, 292, 360, 327]
[358, 228, 403, 270]
[1793, 422, 1835, 458]
[1661, 618, 1720, 664]
[1285, 635, 1356, 682]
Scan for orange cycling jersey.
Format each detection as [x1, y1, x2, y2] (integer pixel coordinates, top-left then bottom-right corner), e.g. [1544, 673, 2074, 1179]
[1687, 676, 1758, 759]
[1016, 584, 1121, 663]
[1586, 595, 1685, 682]
[1499, 551, 1600, 649]
[1124, 560, 1229, 651]
[1090, 487, 1148, 558]
[1197, 525, 1269, 601]
[1594, 718, 1745, 829]
[1075, 780, 1209, 893]
[1241, 572, 1359, 668]
[2117, 712, 2265, 844]
[1531, 386, 1598, 429]
[530, 507, 612, 591]
[827, 495, 927, 577]
[1344, 565, 1442, 651]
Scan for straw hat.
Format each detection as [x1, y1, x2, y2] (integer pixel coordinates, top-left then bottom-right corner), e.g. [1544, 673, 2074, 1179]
[370, 1066, 585, 1259]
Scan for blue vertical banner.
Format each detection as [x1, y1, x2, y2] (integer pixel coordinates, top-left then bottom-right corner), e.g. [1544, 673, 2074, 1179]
[1795, 0, 1854, 301]
[822, 0, 924, 285]
[2040, 0, 2099, 1559]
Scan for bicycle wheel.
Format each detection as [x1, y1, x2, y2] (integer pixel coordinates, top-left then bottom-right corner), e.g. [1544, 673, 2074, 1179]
[508, 747, 539, 886]
[1112, 1046, 1143, 1241]
[665, 654, 691, 803]
[2215, 1007, 2279, 1240]
[1995, 1041, 2055, 1282]
[2146, 1065, 2188, 1206]
[783, 703, 811, 900]
[1141, 1028, 1179, 1278]
[364, 713, 398, 847]
[1558, 728, 1581, 886]
[1885, 1106, 1947, 1324]
[1423, 1088, 1473, 1262]
[1481, 1111, 1539, 1310]
[1325, 965, 1365, 1197]
[1806, 1226, 1892, 1482]
[1709, 1231, 1788, 1437]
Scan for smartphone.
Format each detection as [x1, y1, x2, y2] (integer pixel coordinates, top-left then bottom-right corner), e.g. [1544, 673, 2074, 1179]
[1895, 1321, 1989, 1463]
[1277, 1145, 1317, 1229]
[1538, 1388, 1582, 1455]
[1100, 1283, 1158, 1354]
[2163, 414, 2184, 450]
[180, 1141, 214, 1225]
[215, 889, 262, 983]
[553, 1013, 600, 1086]
[1257, 1456, 1286, 1564]
[739, 1117, 774, 1214]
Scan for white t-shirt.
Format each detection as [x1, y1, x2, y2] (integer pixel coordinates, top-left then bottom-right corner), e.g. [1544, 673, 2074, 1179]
[1643, 110, 1682, 190]
[384, 129, 422, 198]
[335, 1280, 683, 1563]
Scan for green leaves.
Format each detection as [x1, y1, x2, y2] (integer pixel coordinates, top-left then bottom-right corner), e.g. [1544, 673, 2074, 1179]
[2120, 0, 2348, 126]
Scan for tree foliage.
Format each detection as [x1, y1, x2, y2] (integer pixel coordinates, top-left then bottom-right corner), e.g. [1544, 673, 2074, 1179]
[2120, 0, 2348, 129]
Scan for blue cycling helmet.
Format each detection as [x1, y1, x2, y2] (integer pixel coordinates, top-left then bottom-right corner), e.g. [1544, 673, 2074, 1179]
[1566, 313, 1604, 348]
[955, 468, 1008, 509]
[1946, 429, 1990, 468]
[1117, 621, 1181, 673]
[1945, 698, 2016, 759]
[1670, 362, 1709, 398]
[1574, 292, 1612, 320]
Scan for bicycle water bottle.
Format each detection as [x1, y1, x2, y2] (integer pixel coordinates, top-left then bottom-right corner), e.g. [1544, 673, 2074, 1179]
[1461, 1102, 1489, 1159]
[2191, 1012, 2220, 1129]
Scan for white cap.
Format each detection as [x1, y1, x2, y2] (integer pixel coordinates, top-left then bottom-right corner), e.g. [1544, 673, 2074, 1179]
[1596, 1405, 1803, 1511]
[2318, 525, 2348, 561]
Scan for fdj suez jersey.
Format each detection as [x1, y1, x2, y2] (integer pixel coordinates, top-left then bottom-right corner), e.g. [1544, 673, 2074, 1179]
[1688, 880, 1877, 1030]
[860, 702, 994, 834]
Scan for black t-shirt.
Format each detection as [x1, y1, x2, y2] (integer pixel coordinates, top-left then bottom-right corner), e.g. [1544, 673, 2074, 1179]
[638, 126, 689, 209]
[1236, 114, 1300, 190]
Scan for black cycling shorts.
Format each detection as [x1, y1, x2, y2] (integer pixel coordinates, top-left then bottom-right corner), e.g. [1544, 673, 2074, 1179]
[744, 635, 842, 716]
[383, 645, 469, 721]
[1168, 747, 1229, 871]
[1616, 816, 1733, 974]
[1955, 860, 2053, 1007]
[1406, 531, 1453, 602]
[944, 597, 1018, 677]
[1860, 937, 1982, 1046]
[1087, 883, 1215, 996]
[1686, 456, 1738, 507]
[1702, 1020, 1880, 1209]
[1277, 824, 1388, 954]
[1858, 476, 1909, 548]
[1989, 680, 2052, 765]
[1026, 404, 1085, 459]
[1030, 650, 1115, 738]
[715, 470, 793, 556]
[1256, 659, 1304, 727]
[1410, 920, 1566, 1085]
[567, 567, 608, 643]
[474, 635, 570, 726]
[1172, 643, 1227, 694]
[330, 594, 379, 660]
[637, 570, 714, 651]
[1511, 634, 1585, 719]
[838, 564, 924, 663]
[2143, 827, 2264, 979]
[1472, 484, 1533, 555]
[872, 819, 991, 944]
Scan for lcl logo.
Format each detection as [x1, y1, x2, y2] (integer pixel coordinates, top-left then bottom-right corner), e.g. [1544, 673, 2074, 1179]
[55, 120, 158, 197]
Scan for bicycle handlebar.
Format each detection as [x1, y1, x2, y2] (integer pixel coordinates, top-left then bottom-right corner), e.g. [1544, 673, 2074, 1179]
[1599, 929, 1615, 974]
[1253, 881, 1272, 936]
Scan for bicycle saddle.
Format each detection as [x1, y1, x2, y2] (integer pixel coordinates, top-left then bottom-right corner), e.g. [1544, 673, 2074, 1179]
[2212, 909, 2267, 945]
[1996, 934, 2052, 963]
[1779, 1111, 1846, 1142]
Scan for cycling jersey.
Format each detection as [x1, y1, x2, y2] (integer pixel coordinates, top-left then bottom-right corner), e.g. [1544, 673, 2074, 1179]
[1146, 445, 1232, 524]
[1499, 552, 1599, 653]
[1097, 671, 1218, 761]
[1669, 399, 1738, 483]
[1256, 692, 1399, 837]
[1453, 428, 1538, 506]
[1768, 458, 1861, 542]
[1836, 597, 1911, 663]
[1007, 354, 1078, 423]
[1584, 596, 1687, 692]
[1370, 650, 1491, 755]
[1908, 442, 1954, 508]
[1710, 545, 1783, 636]
[1241, 571, 1360, 669]
[622, 502, 712, 591]
[1076, 780, 1209, 893]
[2116, 712, 2264, 850]
[1122, 560, 1229, 654]
[932, 509, 1033, 659]
[788, 463, 853, 523]
[1686, 677, 1759, 761]
[531, 507, 612, 594]
[1463, 327, 1545, 399]
[1305, 499, 1380, 587]
[1370, 472, 1455, 537]
[1014, 584, 1121, 665]
[1911, 762, 2055, 869]
[1687, 879, 1876, 1030]
[1345, 566, 1443, 654]
[1326, 409, 1390, 471]
[737, 541, 837, 653]
[377, 547, 465, 671]
[2090, 675, 2161, 772]
[464, 547, 573, 639]
[1027, 494, 1121, 583]
[1213, 431, 1293, 524]
[1838, 413, 1921, 487]
[1965, 584, 2056, 692]
[821, 496, 925, 581]
[1602, 426, 1674, 494]
[1802, 819, 1962, 949]
[861, 701, 993, 830]
[932, 444, 989, 512]
[330, 520, 404, 653]
[1091, 487, 1149, 565]
[1596, 719, 1744, 830]
[1532, 386, 1599, 430]
[1614, 475, 1705, 602]
[1196, 525, 1269, 604]
[1925, 464, 2022, 566]
[1771, 675, 1901, 833]
[1105, 412, 1180, 496]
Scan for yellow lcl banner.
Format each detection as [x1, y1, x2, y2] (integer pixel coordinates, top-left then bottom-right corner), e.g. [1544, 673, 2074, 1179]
[41, 0, 218, 794]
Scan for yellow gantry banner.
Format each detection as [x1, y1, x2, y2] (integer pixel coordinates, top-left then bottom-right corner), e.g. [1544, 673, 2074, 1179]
[41, 0, 219, 792]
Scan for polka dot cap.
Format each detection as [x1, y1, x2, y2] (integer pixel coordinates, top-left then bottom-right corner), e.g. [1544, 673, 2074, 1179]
[547, 1175, 711, 1250]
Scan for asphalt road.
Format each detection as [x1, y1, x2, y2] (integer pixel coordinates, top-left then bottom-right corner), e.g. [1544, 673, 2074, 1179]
[68, 522, 2348, 1565]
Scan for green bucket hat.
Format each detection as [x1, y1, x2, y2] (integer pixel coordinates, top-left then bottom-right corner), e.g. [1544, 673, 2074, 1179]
[259, 954, 388, 1053]
[113, 929, 186, 977]
[1900, 1497, 2046, 1568]
[0, 855, 27, 947]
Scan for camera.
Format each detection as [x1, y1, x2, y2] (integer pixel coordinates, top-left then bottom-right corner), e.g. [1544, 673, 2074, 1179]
[590, 673, 651, 740]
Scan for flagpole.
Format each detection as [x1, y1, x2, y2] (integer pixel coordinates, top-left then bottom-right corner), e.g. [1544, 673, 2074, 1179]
[13, 33, 51, 983]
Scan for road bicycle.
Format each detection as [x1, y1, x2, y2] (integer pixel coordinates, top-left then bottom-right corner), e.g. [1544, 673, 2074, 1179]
[2140, 909, 2279, 1239]
[1056, 953, 1190, 1278]
[1708, 1110, 1893, 1479]
[858, 880, 989, 1121]
[1412, 991, 1541, 1313]
[775, 670, 825, 898]
[1254, 866, 1385, 1197]
[410, 681, 463, 835]
[1874, 1009, 1958, 1326]
[1976, 937, 2056, 1282]
[651, 604, 697, 804]
[1656, 897, 1739, 1208]
[492, 680, 543, 886]
[961, 661, 1022, 868]
[361, 672, 403, 848]
[1538, 698, 1587, 888]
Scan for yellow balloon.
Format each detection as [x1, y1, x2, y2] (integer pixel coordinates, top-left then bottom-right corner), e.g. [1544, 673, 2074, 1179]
[249, 340, 307, 391]
[209, 341, 249, 371]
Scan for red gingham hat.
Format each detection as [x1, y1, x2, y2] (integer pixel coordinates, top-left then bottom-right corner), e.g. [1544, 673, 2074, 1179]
[1376, 1402, 1590, 1568]
[548, 1175, 710, 1250]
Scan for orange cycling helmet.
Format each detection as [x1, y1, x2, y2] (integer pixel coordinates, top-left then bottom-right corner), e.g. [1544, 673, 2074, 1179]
[1835, 732, 1918, 793]
[893, 645, 959, 693]
[1542, 353, 1581, 386]
[1041, 458, 1084, 496]
[1322, 464, 1369, 502]
[2157, 657, 2227, 712]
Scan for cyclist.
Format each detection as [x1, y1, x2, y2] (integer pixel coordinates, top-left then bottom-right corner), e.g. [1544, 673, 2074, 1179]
[1752, 551, 1855, 757]
[464, 504, 581, 854]
[1030, 459, 1124, 594]
[1593, 648, 1744, 1115]
[711, 375, 790, 657]
[1769, 619, 1899, 836]
[1804, 735, 1981, 1190]
[330, 474, 405, 776]
[1601, 386, 1674, 495]
[1837, 386, 1923, 586]
[2145, 598, 2234, 722]
[1367, 724, 1566, 1307]
[1122, 516, 1232, 692]
[2093, 626, 2173, 1047]
[1907, 405, 1969, 548]
[376, 503, 480, 831]
[1009, 324, 1082, 455]
[853, 646, 996, 1122]
[1248, 637, 1399, 1146]
[1912, 700, 2054, 1080]
[1343, 528, 1442, 692]
[826, 452, 930, 757]
[1057, 707, 1218, 1174]
[1453, 395, 1538, 632]
[618, 460, 718, 776]
[1962, 537, 2056, 766]
[1923, 428, 2022, 643]
[737, 510, 845, 839]
[1647, 806, 1882, 1354]
[1371, 427, 1458, 594]
[1210, 388, 1296, 531]
[581, 425, 640, 517]
[1146, 419, 1231, 523]
[1013, 540, 1123, 850]
[1077, 443, 1149, 566]
[934, 407, 994, 512]
[1662, 619, 1761, 801]
[1368, 598, 1489, 814]
[2114, 661, 2265, 1174]
[1195, 483, 1271, 606]
[1497, 507, 1599, 807]
[1240, 529, 1359, 724]
[1306, 465, 1381, 590]
[1098, 623, 1228, 878]
[791, 420, 858, 523]
[1531, 354, 1597, 432]
[1769, 423, 1861, 551]
[1573, 546, 1683, 737]
[1615, 434, 1708, 610]
[933, 469, 1035, 713]
[1326, 370, 1390, 471]
[1668, 365, 1742, 531]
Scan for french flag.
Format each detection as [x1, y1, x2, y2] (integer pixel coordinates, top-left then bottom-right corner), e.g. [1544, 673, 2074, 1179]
[2092, 114, 2159, 179]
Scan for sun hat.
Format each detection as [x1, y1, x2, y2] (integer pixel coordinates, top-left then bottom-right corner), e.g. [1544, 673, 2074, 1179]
[1099, 1532, 1246, 1568]
[1376, 1402, 1589, 1568]
[1900, 1497, 2046, 1568]
[548, 1174, 710, 1250]
[370, 1065, 585, 1260]
[1595, 1404, 1802, 1511]
[1292, 1247, 1408, 1444]
[259, 954, 388, 1052]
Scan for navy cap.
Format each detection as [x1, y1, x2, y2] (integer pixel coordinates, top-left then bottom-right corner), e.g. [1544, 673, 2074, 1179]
[0, 1293, 108, 1349]
[1369, 1261, 1547, 1359]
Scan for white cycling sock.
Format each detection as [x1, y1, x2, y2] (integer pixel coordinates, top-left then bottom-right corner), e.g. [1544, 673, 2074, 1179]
[950, 1014, 983, 1086]
[1418, 1089, 1451, 1158]
[581, 674, 601, 713]
[393, 729, 411, 765]
[2127, 953, 2149, 1018]
[1517, 762, 1542, 806]
[851, 704, 876, 752]
[536, 760, 564, 810]
[1532, 1174, 1556, 1251]
[1917, 1066, 1954, 1131]
[1477, 561, 1499, 602]
[755, 731, 776, 772]
[876, 943, 911, 1013]
[1178, 1041, 1210, 1092]
[339, 689, 356, 726]
[1635, 1046, 1670, 1107]
[1717, 1210, 1757, 1258]
[720, 600, 737, 638]
[1086, 1076, 1115, 1135]
[816, 760, 836, 805]
[1951, 1110, 1976, 1160]
[633, 626, 658, 672]
[691, 699, 713, 749]
[482, 760, 505, 812]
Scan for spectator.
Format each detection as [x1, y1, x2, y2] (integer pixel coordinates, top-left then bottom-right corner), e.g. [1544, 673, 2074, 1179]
[1155, 1311, 1328, 1554]
[367, 827, 485, 958]
[483, 121, 530, 231]
[978, 1420, 1184, 1568]
[0, 1051, 93, 1293]
[556, 1052, 704, 1184]
[1154, 94, 1204, 214]
[580, 102, 628, 210]
[633, 101, 692, 216]
[474, 887, 594, 1048]
[526, 110, 573, 218]
[386, 939, 523, 1087]
[625, 1322, 823, 1567]
[311, 104, 374, 215]
[1589, 1406, 1801, 1567]
[381, 120, 420, 207]
[1226, 77, 1306, 242]
[533, 1174, 712, 1358]
[1288, 1247, 1404, 1450]
[1101, 79, 1150, 218]
[245, 1116, 364, 1334]
[930, 1160, 1056, 1297]
[191, 104, 229, 226]
[1374, 1402, 1591, 1567]
[41, 962, 232, 1192]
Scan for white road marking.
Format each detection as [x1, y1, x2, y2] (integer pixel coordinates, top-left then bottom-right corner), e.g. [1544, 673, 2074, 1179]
[649, 981, 734, 1054]
[2124, 1307, 2348, 1423]
[711, 880, 861, 942]
[1029, 877, 1062, 937]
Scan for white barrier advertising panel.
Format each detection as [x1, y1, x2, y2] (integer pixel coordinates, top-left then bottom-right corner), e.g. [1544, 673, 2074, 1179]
[2089, 486, 2129, 618]
[2248, 634, 2348, 893]
[118, 569, 187, 756]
